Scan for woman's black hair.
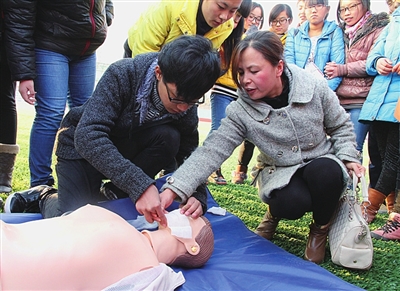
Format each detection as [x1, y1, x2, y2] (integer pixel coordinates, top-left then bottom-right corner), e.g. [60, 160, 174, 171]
[220, 0, 252, 73]
[269, 4, 293, 24]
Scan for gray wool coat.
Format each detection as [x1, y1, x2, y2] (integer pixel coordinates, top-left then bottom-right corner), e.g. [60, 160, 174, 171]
[162, 64, 359, 204]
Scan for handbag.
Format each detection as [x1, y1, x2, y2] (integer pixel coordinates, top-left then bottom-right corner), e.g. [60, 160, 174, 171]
[328, 174, 373, 270]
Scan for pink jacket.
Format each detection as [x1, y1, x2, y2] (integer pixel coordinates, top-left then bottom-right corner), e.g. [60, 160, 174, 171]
[336, 12, 389, 106]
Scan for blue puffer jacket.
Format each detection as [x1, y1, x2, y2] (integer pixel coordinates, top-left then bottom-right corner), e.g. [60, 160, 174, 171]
[359, 7, 400, 123]
[284, 20, 345, 91]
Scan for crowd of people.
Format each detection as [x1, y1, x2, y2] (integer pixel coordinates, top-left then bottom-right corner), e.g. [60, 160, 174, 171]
[1, 0, 399, 287]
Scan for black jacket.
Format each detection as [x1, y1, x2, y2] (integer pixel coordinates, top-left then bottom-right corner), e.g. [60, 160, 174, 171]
[56, 53, 208, 213]
[3, 0, 113, 81]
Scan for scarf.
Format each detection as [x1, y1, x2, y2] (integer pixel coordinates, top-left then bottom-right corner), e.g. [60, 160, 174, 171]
[345, 11, 372, 45]
[136, 59, 158, 125]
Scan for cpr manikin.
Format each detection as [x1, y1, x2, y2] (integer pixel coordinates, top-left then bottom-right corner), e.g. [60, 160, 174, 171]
[0, 205, 214, 290]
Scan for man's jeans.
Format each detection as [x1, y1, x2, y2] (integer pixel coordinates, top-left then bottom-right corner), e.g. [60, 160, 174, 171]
[30, 48, 96, 187]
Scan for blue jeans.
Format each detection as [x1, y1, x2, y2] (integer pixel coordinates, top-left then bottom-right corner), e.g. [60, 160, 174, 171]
[348, 108, 369, 154]
[210, 92, 235, 132]
[30, 48, 96, 187]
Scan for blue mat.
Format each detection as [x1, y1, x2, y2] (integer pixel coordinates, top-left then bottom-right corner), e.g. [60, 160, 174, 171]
[1, 177, 364, 291]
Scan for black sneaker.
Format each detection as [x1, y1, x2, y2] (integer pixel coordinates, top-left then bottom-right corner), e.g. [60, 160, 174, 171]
[4, 185, 57, 213]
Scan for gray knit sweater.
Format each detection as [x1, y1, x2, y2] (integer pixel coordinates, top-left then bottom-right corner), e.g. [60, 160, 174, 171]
[56, 53, 207, 209]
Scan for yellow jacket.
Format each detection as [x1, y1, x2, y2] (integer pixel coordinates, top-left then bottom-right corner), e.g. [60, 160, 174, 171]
[127, 0, 234, 57]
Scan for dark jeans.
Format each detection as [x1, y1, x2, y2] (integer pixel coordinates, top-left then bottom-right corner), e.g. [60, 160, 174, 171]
[265, 158, 343, 226]
[368, 126, 382, 189]
[372, 121, 399, 195]
[237, 140, 255, 167]
[0, 41, 17, 144]
[123, 39, 131, 58]
[41, 124, 180, 218]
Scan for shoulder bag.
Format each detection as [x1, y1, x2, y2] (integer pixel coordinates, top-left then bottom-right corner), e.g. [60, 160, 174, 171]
[328, 174, 373, 270]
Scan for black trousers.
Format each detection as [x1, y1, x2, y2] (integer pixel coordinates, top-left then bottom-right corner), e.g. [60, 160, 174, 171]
[265, 157, 344, 226]
[41, 124, 180, 218]
[372, 121, 399, 195]
[0, 39, 17, 144]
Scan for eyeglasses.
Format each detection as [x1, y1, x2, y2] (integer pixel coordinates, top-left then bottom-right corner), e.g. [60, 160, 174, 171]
[339, 3, 361, 14]
[163, 80, 205, 106]
[270, 18, 291, 26]
[247, 13, 263, 23]
[305, 4, 326, 10]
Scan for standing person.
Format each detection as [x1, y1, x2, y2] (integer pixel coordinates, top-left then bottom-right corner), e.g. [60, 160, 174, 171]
[284, 0, 345, 92]
[160, 31, 364, 264]
[243, 1, 264, 33]
[231, 1, 264, 184]
[358, 4, 400, 230]
[123, 0, 243, 179]
[124, 0, 243, 58]
[297, 0, 307, 26]
[5, 36, 222, 227]
[269, 4, 293, 47]
[208, 0, 252, 185]
[0, 3, 19, 195]
[324, 0, 390, 208]
[3, 0, 114, 188]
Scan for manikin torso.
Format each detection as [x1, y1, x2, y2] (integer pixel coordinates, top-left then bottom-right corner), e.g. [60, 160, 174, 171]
[1, 205, 160, 290]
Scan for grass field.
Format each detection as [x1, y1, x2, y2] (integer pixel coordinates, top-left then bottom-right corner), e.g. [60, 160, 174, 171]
[2, 95, 399, 291]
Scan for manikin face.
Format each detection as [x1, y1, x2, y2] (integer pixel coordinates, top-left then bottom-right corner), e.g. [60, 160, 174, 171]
[245, 7, 263, 30]
[144, 213, 208, 265]
[305, 1, 330, 26]
[202, 0, 243, 28]
[339, 0, 366, 26]
[297, 0, 307, 24]
[237, 47, 284, 100]
[270, 11, 292, 35]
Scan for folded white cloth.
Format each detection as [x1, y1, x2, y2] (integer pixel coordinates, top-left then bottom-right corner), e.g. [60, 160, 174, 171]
[207, 206, 226, 216]
[103, 263, 185, 291]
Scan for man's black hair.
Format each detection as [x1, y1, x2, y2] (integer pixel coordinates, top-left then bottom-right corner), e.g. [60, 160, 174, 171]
[158, 35, 221, 102]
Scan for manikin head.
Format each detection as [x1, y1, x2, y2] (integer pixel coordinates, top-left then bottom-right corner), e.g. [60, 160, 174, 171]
[143, 212, 214, 268]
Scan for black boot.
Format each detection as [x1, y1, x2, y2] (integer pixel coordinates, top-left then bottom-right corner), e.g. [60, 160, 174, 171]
[0, 143, 19, 193]
[4, 185, 57, 213]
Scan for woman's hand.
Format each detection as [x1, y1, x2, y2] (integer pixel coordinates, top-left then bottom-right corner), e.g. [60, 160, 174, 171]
[19, 80, 36, 105]
[376, 58, 393, 75]
[344, 161, 365, 179]
[179, 196, 203, 219]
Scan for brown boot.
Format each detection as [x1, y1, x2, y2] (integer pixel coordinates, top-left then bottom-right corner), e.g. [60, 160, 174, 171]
[254, 210, 280, 240]
[304, 222, 329, 264]
[386, 192, 395, 214]
[361, 188, 387, 223]
[231, 165, 248, 184]
[393, 191, 400, 214]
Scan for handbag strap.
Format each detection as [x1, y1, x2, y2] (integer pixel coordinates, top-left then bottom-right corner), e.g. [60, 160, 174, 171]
[352, 173, 369, 203]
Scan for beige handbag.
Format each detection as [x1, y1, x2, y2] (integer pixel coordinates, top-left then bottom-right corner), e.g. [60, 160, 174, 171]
[328, 174, 373, 270]
[394, 97, 400, 121]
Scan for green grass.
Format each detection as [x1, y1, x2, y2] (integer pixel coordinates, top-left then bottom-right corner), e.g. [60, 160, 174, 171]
[3, 98, 399, 291]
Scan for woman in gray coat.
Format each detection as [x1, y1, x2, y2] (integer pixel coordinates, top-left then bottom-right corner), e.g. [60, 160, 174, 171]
[161, 31, 365, 265]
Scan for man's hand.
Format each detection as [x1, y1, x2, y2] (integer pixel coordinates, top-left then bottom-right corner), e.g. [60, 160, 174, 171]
[19, 80, 36, 105]
[136, 184, 167, 227]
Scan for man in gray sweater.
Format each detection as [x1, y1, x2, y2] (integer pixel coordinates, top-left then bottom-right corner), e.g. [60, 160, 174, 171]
[6, 35, 221, 227]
